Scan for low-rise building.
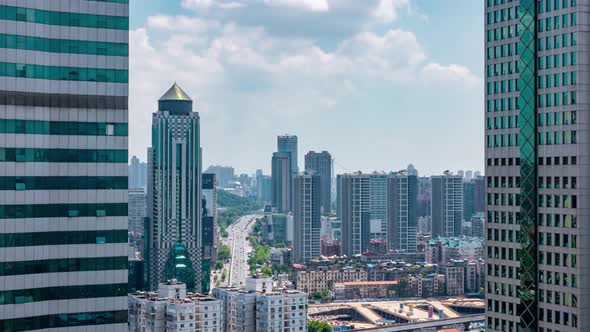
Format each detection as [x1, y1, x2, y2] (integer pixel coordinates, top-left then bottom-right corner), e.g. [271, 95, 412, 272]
[294, 268, 368, 295]
[129, 280, 223, 332]
[425, 237, 484, 265]
[334, 281, 398, 300]
[213, 276, 308, 332]
[441, 264, 465, 296]
[406, 274, 445, 298]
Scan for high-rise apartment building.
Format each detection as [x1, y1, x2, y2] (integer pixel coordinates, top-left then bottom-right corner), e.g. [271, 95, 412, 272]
[485, 1, 585, 331]
[431, 174, 463, 238]
[129, 155, 147, 189]
[293, 172, 321, 263]
[147, 84, 202, 292]
[0, 1, 129, 330]
[304, 151, 332, 214]
[213, 276, 308, 332]
[129, 280, 222, 332]
[338, 173, 370, 256]
[338, 172, 402, 256]
[271, 152, 292, 213]
[129, 188, 148, 235]
[388, 174, 419, 252]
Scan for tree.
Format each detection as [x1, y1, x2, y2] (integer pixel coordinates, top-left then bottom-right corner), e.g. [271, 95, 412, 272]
[261, 265, 272, 277]
[314, 289, 331, 302]
[215, 261, 224, 270]
[308, 320, 333, 332]
[218, 244, 232, 261]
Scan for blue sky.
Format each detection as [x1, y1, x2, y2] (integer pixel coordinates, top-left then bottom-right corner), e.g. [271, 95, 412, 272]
[128, 0, 484, 176]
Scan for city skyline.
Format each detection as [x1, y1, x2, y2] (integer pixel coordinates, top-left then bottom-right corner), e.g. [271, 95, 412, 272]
[127, 0, 485, 175]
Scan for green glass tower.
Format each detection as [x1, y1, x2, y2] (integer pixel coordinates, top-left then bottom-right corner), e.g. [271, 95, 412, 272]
[0, 1, 129, 330]
[147, 83, 202, 292]
[485, 0, 584, 330]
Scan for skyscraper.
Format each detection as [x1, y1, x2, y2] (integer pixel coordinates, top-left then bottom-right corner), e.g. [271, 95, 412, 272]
[147, 83, 202, 292]
[129, 155, 147, 189]
[485, 1, 585, 330]
[277, 134, 298, 176]
[388, 173, 419, 252]
[463, 180, 476, 221]
[431, 174, 463, 238]
[304, 151, 332, 214]
[293, 172, 321, 263]
[256, 169, 273, 203]
[202, 173, 217, 293]
[271, 152, 292, 213]
[129, 189, 148, 235]
[0, 1, 129, 330]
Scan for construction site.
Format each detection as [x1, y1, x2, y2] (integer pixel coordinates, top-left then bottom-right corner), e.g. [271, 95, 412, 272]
[308, 297, 486, 331]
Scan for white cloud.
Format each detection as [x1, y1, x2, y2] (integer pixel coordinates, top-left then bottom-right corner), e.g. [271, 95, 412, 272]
[129, 8, 480, 173]
[182, 0, 213, 9]
[147, 15, 219, 33]
[182, 0, 245, 10]
[372, 0, 409, 23]
[218, 1, 245, 9]
[264, 0, 330, 12]
[421, 63, 481, 88]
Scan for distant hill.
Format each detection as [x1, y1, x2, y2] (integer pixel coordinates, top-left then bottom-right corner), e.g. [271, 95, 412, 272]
[217, 190, 262, 210]
[216, 190, 263, 234]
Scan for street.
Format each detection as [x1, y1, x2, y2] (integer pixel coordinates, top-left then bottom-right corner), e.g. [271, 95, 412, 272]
[220, 214, 260, 288]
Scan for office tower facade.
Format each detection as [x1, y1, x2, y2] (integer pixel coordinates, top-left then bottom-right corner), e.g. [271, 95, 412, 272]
[463, 180, 476, 221]
[129, 188, 148, 235]
[388, 174, 419, 252]
[277, 134, 298, 176]
[129, 155, 147, 189]
[271, 152, 292, 213]
[0, 1, 129, 330]
[485, 1, 586, 331]
[293, 172, 321, 263]
[147, 84, 202, 292]
[304, 151, 332, 214]
[202, 173, 217, 293]
[431, 174, 463, 238]
[474, 175, 486, 213]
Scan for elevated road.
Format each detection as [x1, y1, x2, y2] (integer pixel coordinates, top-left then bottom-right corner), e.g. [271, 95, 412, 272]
[352, 314, 485, 332]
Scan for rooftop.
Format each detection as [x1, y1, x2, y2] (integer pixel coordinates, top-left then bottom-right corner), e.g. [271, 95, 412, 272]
[159, 83, 192, 101]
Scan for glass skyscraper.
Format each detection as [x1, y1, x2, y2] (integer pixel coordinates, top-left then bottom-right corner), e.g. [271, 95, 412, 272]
[0, 1, 129, 330]
[485, 0, 585, 330]
[147, 83, 202, 293]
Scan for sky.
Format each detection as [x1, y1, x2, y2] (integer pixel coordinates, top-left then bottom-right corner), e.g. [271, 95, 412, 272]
[128, 0, 484, 176]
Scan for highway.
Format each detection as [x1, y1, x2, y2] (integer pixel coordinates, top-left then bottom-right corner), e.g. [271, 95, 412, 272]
[220, 214, 259, 287]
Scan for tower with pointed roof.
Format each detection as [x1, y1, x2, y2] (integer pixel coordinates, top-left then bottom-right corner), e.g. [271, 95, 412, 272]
[147, 83, 203, 292]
